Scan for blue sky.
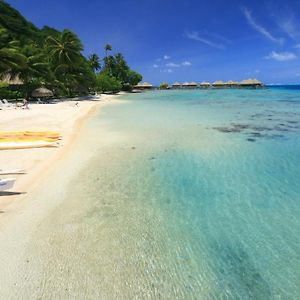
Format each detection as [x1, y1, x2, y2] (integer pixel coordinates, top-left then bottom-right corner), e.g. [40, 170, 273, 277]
[6, 0, 300, 84]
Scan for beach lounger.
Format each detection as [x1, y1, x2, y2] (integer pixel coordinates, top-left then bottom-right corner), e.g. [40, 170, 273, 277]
[0, 99, 12, 108]
[0, 100, 9, 109]
[0, 169, 26, 175]
[0, 178, 16, 191]
[2, 99, 12, 107]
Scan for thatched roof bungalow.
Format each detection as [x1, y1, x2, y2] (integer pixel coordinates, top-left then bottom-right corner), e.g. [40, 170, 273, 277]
[182, 82, 198, 88]
[240, 78, 263, 87]
[200, 81, 211, 88]
[189, 81, 198, 87]
[134, 82, 153, 90]
[172, 82, 181, 88]
[0, 75, 23, 85]
[225, 80, 239, 87]
[212, 80, 226, 87]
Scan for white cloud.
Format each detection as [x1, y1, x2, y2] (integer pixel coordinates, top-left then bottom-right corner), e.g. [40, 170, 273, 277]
[242, 7, 284, 44]
[279, 18, 299, 40]
[153, 64, 159, 68]
[164, 55, 171, 60]
[184, 31, 225, 49]
[166, 62, 180, 68]
[182, 61, 192, 66]
[265, 51, 297, 61]
[294, 44, 300, 48]
[160, 69, 173, 73]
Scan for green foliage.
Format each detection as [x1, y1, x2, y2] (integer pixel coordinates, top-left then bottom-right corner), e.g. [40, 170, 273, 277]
[104, 44, 112, 57]
[159, 82, 169, 89]
[0, 85, 23, 99]
[0, 28, 26, 75]
[46, 30, 83, 66]
[0, 1, 141, 97]
[88, 53, 101, 72]
[0, 1, 38, 43]
[96, 73, 122, 93]
[128, 70, 142, 86]
[102, 52, 142, 90]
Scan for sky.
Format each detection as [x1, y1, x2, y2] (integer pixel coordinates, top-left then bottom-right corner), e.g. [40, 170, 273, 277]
[6, 0, 300, 84]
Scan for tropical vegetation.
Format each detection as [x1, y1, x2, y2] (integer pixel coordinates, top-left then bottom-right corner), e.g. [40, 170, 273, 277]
[0, 1, 142, 99]
[159, 82, 169, 89]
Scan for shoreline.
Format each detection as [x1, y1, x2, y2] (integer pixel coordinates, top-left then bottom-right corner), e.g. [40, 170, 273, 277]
[0, 94, 119, 213]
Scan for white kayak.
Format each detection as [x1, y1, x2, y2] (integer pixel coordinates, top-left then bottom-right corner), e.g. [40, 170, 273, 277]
[0, 178, 16, 191]
[0, 141, 58, 150]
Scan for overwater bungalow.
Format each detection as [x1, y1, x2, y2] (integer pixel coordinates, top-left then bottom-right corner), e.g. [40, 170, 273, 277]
[134, 82, 153, 90]
[172, 82, 181, 89]
[200, 81, 211, 88]
[182, 82, 198, 88]
[225, 80, 239, 88]
[212, 80, 226, 88]
[189, 82, 198, 88]
[240, 78, 263, 87]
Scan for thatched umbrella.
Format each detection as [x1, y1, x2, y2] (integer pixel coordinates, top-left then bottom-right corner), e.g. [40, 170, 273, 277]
[240, 78, 263, 87]
[31, 87, 53, 98]
[200, 81, 211, 87]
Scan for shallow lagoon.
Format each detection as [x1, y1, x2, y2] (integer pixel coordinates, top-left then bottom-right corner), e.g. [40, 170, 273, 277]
[10, 88, 300, 299]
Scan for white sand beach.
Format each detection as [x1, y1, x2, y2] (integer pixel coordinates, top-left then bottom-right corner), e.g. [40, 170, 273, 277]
[0, 95, 116, 212]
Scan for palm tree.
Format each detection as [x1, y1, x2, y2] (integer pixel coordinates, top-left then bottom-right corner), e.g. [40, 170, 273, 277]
[0, 29, 25, 77]
[104, 44, 112, 58]
[46, 29, 83, 66]
[17, 45, 49, 98]
[45, 30, 86, 95]
[88, 53, 100, 72]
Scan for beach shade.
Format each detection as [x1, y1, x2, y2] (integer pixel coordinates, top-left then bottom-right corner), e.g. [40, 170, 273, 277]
[240, 78, 263, 87]
[182, 82, 190, 87]
[172, 82, 181, 87]
[31, 87, 54, 98]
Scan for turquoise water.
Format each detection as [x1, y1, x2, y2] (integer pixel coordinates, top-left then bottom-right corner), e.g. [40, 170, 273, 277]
[11, 88, 300, 299]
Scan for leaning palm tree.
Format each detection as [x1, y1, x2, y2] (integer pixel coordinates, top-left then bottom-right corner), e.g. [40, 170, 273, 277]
[104, 44, 112, 58]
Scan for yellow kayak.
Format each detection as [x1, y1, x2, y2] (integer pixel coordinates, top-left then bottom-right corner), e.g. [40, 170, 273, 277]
[0, 131, 60, 139]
